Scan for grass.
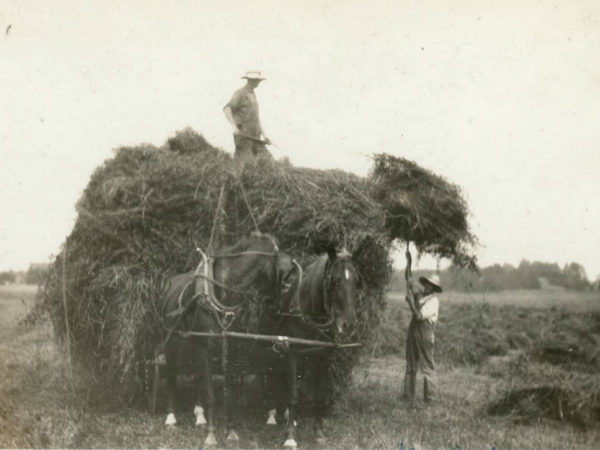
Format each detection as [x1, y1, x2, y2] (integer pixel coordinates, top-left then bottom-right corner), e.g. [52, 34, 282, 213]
[1, 285, 599, 449]
[0, 283, 37, 300]
[387, 289, 600, 311]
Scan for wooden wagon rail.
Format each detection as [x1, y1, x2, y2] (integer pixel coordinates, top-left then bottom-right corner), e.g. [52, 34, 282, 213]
[146, 331, 360, 412]
[179, 330, 362, 349]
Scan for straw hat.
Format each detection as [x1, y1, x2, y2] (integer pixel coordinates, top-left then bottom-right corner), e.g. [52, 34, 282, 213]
[419, 274, 443, 293]
[241, 70, 266, 80]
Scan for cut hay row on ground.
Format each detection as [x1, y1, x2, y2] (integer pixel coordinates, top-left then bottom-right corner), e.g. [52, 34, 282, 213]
[488, 363, 600, 427]
[40, 128, 475, 404]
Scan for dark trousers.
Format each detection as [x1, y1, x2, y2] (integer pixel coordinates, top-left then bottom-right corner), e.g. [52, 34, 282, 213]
[233, 135, 272, 161]
[403, 318, 437, 401]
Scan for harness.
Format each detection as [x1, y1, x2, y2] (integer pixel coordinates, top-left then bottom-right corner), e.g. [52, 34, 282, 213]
[158, 235, 281, 352]
[280, 255, 359, 341]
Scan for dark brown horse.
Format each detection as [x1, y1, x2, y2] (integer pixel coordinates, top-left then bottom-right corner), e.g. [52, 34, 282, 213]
[266, 247, 362, 448]
[160, 232, 286, 447]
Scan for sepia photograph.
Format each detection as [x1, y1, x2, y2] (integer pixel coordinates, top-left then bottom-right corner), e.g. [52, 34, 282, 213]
[1, 1, 599, 448]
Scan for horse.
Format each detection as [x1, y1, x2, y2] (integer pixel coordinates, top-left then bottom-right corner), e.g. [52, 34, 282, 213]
[265, 246, 362, 448]
[160, 231, 288, 447]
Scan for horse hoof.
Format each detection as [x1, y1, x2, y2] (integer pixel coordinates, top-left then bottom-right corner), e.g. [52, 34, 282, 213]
[266, 408, 277, 425]
[315, 430, 326, 447]
[204, 432, 218, 447]
[283, 438, 298, 448]
[164, 413, 177, 426]
[226, 430, 240, 442]
[194, 406, 207, 426]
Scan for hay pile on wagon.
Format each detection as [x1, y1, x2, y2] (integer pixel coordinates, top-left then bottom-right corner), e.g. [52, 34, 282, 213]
[41, 128, 475, 403]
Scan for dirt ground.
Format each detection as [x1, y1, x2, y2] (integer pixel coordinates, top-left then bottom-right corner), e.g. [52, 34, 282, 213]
[1, 285, 599, 449]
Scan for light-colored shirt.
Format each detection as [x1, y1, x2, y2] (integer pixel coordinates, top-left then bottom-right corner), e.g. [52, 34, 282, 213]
[418, 294, 439, 324]
[225, 86, 261, 138]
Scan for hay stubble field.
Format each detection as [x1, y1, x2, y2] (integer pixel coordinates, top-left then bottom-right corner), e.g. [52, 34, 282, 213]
[1, 284, 599, 449]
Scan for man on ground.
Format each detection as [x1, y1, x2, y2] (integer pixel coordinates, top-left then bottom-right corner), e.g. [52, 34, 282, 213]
[403, 246, 441, 404]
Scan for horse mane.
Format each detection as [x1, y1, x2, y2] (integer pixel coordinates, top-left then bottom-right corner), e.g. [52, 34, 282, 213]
[220, 231, 278, 254]
[300, 254, 329, 313]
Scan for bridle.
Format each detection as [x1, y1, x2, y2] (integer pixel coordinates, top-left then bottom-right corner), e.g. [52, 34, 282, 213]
[282, 254, 360, 335]
[318, 256, 359, 327]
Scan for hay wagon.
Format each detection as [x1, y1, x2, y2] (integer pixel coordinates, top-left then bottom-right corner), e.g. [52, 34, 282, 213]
[144, 242, 362, 413]
[50, 132, 475, 412]
[145, 324, 361, 412]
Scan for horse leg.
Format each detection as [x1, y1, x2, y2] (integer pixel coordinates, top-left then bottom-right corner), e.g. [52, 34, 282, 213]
[192, 342, 207, 427]
[222, 338, 240, 447]
[312, 353, 330, 445]
[164, 341, 178, 426]
[196, 341, 217, 447]
[264, 363, 285, 425]
[282, 352, 298, 448]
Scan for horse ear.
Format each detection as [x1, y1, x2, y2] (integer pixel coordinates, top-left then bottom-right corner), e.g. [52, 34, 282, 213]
[326, 245, 337, 262]
[338, 247, 351, 259]
[356, 270, 364, 289]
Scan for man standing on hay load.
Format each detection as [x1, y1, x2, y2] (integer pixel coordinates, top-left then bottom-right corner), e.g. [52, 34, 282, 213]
[403, 246, 441, 405]
[223, 70, 273, 161]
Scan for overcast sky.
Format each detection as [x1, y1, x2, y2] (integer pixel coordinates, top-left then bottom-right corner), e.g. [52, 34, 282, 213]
[1, 0, 599, 279]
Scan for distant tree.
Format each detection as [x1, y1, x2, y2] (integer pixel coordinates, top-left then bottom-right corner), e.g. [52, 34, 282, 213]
[562, 262, 589, 291]
[480, 264, 504, 291]
[441, 263, 480, 291]
[25, 263, 49, 285]
[592, 275, 600, 291]
[516, 260, 541, 289]
[388, 259, 591, 293]
[530, 261, 565, 287]
[0, 271, 16, 284]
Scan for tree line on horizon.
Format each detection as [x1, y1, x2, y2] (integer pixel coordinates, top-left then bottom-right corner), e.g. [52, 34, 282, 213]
[1, 259, 597, 292]
[391, 259, 598, 292]
[0, 263, 49, 285]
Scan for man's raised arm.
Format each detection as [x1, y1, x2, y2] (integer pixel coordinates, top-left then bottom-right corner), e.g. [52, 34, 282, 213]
[404, 244, 418, 315]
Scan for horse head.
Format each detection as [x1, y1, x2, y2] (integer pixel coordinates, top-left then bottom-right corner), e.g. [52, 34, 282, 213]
[323, 247, 362, 335]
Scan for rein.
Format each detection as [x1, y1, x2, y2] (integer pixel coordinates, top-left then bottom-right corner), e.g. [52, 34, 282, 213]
[212, 250, 277, 259]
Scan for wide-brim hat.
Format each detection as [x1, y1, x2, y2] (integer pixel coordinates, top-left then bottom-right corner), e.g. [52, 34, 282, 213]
[241, 70, 266, 80]
[419, 274, 443, 293]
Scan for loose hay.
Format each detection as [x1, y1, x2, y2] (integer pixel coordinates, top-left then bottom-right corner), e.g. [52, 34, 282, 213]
[41, 129, 476, 405]
[370, 153, 477, 268]
[488, 364, 600, 428]
[41, 129, 392, 402]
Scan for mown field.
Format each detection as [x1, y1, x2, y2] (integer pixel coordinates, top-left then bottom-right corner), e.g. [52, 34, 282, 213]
[1, 285, 599, 449]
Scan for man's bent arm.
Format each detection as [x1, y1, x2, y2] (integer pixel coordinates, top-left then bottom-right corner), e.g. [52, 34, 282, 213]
[223, 106, 239, 133]
[259, 123, 270, 143]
